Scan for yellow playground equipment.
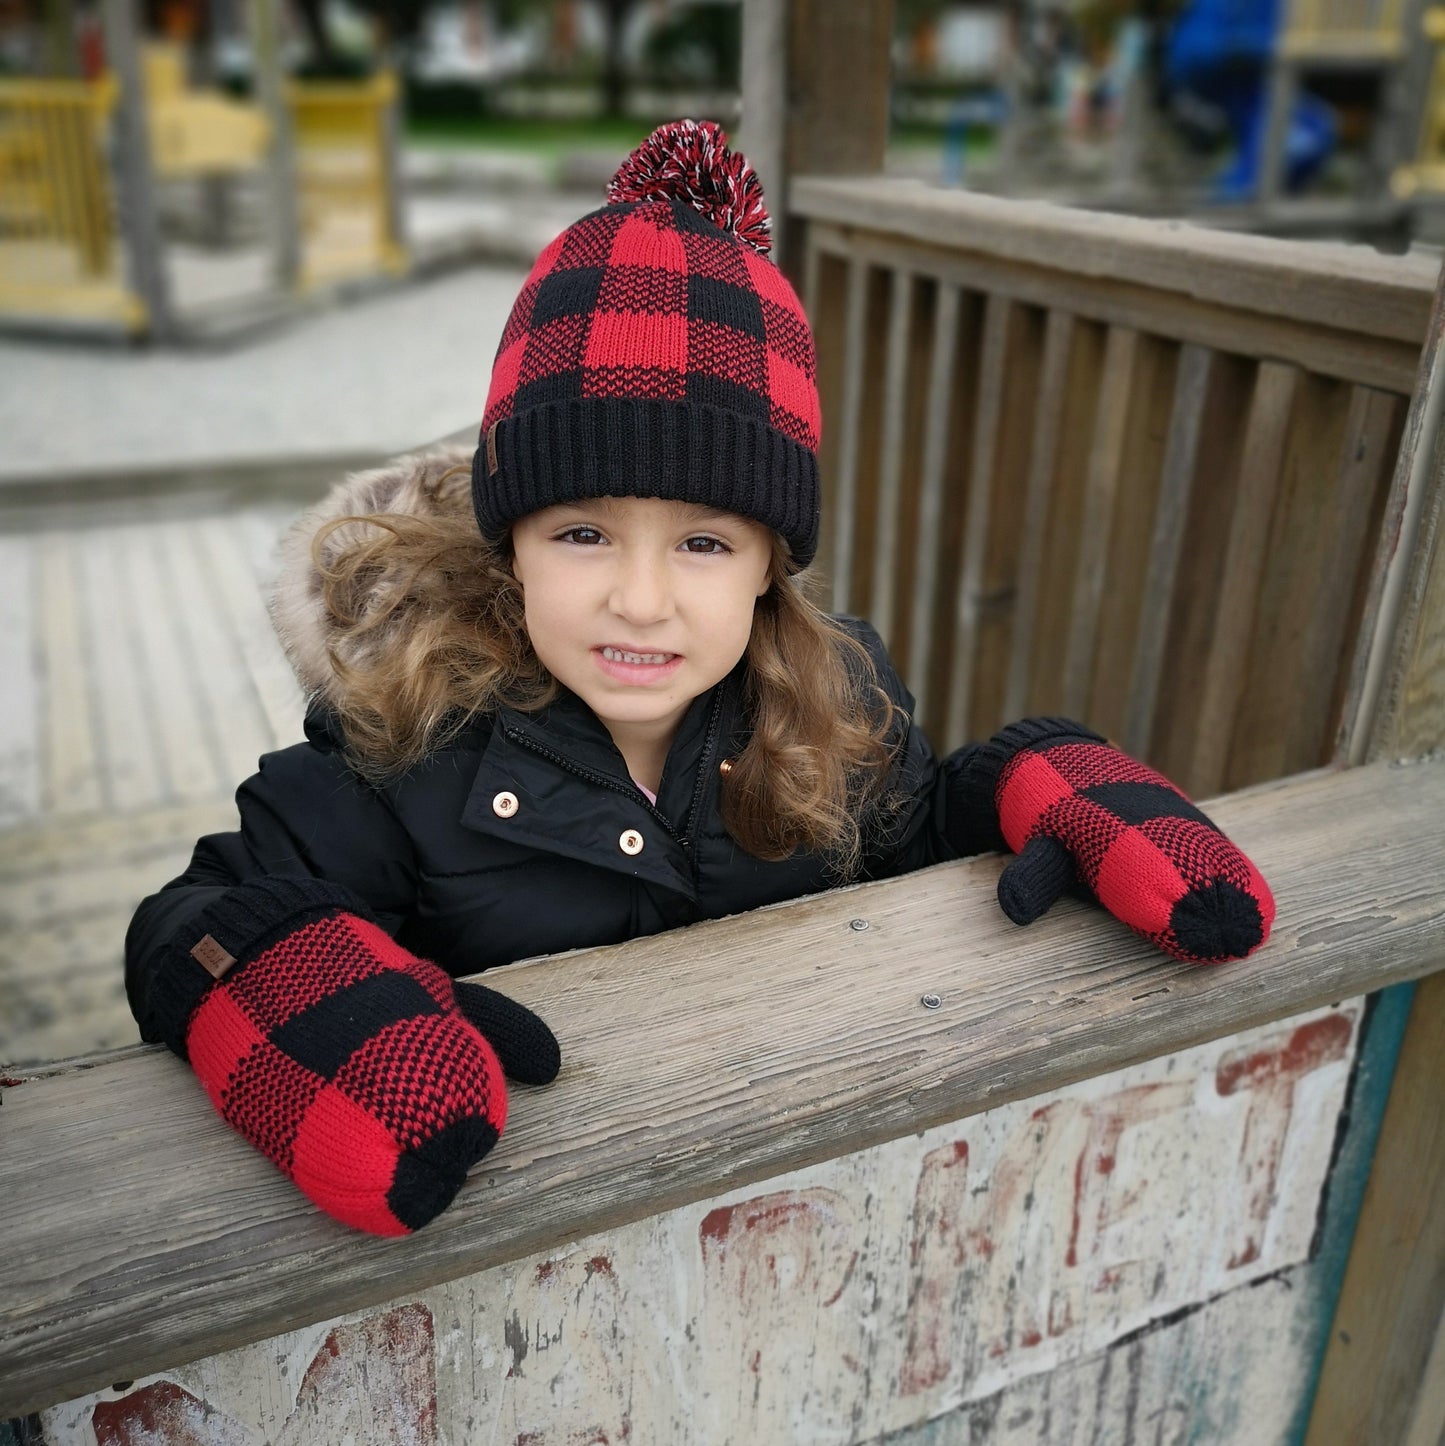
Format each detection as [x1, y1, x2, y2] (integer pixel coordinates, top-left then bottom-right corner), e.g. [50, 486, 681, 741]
[285, 69, 407, 290]
[0, 74, 145, 328]
[1393, 7, 1445, 197]
[142, 42, 270, 180]
[0, 29, 408, 336]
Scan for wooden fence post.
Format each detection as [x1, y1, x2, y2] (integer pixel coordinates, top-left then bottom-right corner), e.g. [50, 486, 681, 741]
[100, 0, 177, 340]
[1304, 263, 1445, 1446]
[739, 0, 894, 274]
[251, 0, 300, 289]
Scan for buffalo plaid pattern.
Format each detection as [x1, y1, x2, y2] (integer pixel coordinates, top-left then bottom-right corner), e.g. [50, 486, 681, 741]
[995, 730, 1275, 963]
[153, 879, 517, 1235]
[471, 196, 822, 564]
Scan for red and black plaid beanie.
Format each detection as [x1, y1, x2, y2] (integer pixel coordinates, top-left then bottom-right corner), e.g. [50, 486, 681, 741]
[472, 119, 822, 566]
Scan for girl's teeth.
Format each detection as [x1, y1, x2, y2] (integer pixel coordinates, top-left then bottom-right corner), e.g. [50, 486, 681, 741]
[603, 647, 671, 665]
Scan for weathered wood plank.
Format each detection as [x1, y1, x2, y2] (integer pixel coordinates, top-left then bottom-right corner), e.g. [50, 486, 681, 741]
[118, 521, 228, 802]
[1291, 387, 1402, 770]
[1004, 309, 1074, 723]
[793, 178, 1436, 347]
[1403, 1304, 1445, 1446]
[3, 757, 1444, 1418]
[1366, 389, 1445, 763]
[805, 246, 848, 597]
[156, 519, 276, 789]
[72, 525, 169, 813]
[1338, 260, 1445, 765]
[0, 536, 40, 828]
[1021, 319, 1106, 719]
[31, 996, 1365, 1445]
[1303, 972, 1445, 1446]
[870, 265, 915, 646]
[1063, 326, 1138, 719]
[1121, 343, 1212, 757]
[35, 531, 104, 817]
[944, 293, 1011, 747]
[968, 303, 1045, 741]
[803, 222, 1422, 396]
[885, 274, 937, 678]
[905, 279, 961, 724]
[829, 256, 872, 614]
[1227, 372, 1355, 788]
[917, 290, 985, 745]
[1186, 362, 1299, 797]
[1148, 355, 1260, 789]
[193, 514, 307, 752]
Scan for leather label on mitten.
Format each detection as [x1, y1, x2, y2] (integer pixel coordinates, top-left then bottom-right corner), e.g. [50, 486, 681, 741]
[190, 934, 238, 979]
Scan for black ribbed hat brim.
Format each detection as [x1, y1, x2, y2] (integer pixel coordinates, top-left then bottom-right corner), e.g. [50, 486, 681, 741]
[472, 397, 819, 567]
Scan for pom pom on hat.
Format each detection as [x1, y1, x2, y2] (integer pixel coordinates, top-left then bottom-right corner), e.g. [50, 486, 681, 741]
[606, 119, 772, 257]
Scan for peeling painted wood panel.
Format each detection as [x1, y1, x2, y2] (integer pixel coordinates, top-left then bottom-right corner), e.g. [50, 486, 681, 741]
[39, 1001, 1361, 1446]
[8, 758, 1444, 1416]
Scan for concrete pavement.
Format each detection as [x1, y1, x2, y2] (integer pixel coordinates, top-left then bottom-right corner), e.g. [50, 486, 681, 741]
[0, 260, 531, 484]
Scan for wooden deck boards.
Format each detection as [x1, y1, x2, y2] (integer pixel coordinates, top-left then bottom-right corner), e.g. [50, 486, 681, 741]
[0, 497, 308, 1068]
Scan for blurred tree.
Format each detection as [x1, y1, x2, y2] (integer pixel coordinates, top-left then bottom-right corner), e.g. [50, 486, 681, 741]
[598, 0, 644, 116]
[643, 0, 739, 86]
[293, 0, 436, 73]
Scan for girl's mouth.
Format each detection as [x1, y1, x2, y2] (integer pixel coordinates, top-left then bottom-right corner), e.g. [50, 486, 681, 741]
[594, 646, 684, 685]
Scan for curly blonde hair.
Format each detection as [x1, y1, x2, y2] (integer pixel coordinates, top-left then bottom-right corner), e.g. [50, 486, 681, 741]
[308, 460, 900, 876]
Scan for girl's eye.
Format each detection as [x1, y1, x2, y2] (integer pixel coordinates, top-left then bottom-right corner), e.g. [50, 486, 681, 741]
[682, 535, 731, 555]
[558, 526, 604, 545]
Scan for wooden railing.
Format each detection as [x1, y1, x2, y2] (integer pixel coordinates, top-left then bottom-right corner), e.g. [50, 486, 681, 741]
[793, 177, 1438, 799]
[2, 756, 1442, 1422]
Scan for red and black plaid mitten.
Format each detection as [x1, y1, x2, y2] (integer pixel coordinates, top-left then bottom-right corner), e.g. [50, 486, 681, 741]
[950, 719, 1275, 962]
[145, 877, 560, 1235]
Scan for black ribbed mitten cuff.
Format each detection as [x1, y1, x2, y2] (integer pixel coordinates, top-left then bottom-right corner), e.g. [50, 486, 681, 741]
[944, 718, 1105, 856]
[148, 876, 376, 1060]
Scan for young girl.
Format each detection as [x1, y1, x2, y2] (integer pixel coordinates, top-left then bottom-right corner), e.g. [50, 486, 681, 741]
[124, 121, 1274, 1239]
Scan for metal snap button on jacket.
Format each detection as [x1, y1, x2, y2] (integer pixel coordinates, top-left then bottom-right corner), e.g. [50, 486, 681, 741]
[492, 791, 519, 818]
[619, 828, 644, 856]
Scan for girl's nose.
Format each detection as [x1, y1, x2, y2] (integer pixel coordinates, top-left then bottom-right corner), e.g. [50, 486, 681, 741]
[609, 553, 674, 625]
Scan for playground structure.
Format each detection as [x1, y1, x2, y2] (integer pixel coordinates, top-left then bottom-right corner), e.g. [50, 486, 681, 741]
[0, 3, 1443, 1443]
[982, 0, 1445, 235]
[0, 0, 407, 341]
[1394, 5, 1445, 198]
[2, 2, 1444, 1440]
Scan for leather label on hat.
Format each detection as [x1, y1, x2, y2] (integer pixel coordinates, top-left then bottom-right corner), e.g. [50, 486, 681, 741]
[486, 421, 499, 476]
[191, 933, 237, 980]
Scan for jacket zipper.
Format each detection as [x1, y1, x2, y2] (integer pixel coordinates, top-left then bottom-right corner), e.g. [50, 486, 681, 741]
[681, 686, 726, 861]
[501, 727, 688, 849]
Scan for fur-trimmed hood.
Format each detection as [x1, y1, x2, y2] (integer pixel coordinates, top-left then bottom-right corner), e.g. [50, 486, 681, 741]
[268, 446, 475, 708]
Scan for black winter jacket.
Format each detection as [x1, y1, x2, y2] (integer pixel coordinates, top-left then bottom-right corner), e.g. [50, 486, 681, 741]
[124, 452, 982, 1048]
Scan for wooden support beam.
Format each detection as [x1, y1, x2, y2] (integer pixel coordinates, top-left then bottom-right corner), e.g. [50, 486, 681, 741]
[250, 0, 300, 289]
[1305, 259, 1445, 1445]
[100, 0, 176, 340]
[2, 759, 1444, 1418]
[740, 0, 894, 270]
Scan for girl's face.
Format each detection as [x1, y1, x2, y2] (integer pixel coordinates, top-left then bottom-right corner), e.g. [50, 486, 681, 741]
[510, 495, 773, 752]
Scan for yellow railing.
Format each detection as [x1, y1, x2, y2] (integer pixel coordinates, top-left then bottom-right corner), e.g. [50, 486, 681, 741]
[1393, 7, 1445, 196]
[0, 75, 146, 329]
[1280, 0, 1406, 57]
[285, 69, 407, 290]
